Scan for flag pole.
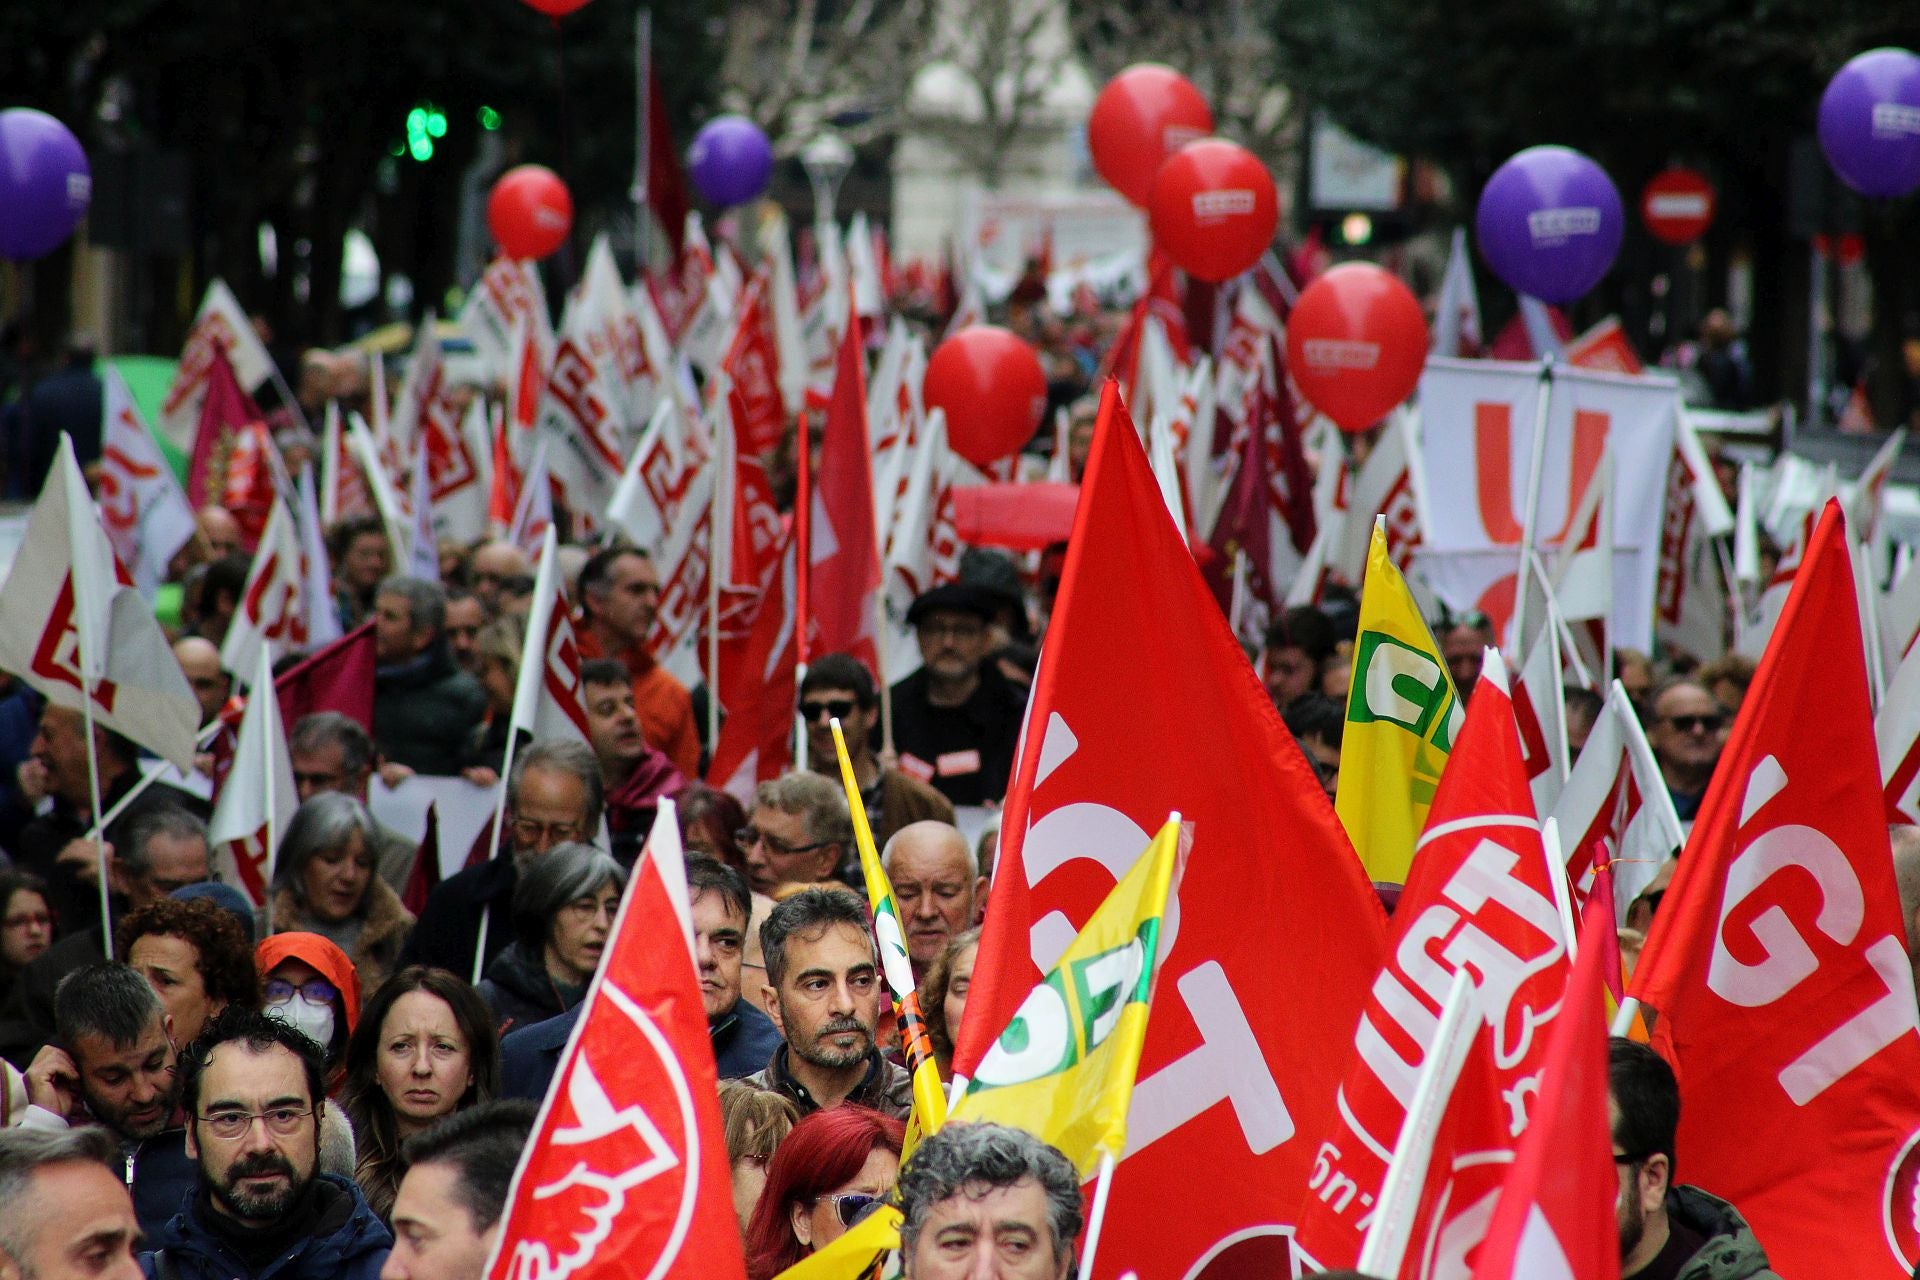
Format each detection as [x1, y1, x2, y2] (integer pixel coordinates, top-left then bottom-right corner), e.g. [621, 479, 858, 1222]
[80, 685, 112, 960]
[258, 650, 278, 938]
[630, 7, 651, 273]
[1079, 1150, 1119, 1279]
[1611, 995, 1643, 1038]
[706, 408, 724, 756]
[87, 718, 226, 844]
[794, 411, 812, 772]
[1511, 354, 1555, 652]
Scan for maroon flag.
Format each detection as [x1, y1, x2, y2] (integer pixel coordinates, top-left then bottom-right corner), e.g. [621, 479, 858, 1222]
[403, 802, 442, 917]
[274, 621, 376, 733]
[186, 345, 267, 531]
[645, 57, 688, 256]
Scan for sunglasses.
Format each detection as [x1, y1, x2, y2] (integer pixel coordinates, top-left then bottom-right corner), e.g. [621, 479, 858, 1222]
[1662, 713, 1725, 734]
[799, 698, 859, 723]
[735, 827, 830, 858]
[823, 1193, 885, 1228]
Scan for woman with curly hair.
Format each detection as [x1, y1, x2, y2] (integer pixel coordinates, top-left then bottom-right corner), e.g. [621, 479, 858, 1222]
[917, 926, 979, 1082]
[116, 895, 260, 1048]
[343, 965, 501, 1222]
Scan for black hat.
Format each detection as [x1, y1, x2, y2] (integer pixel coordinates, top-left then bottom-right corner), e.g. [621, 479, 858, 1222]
[905, 582, 1001, 627]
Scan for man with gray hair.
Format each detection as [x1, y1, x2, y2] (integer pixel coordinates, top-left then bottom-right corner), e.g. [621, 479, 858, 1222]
[371, 575, 486, 777]
[288, 713, 419, 893]
[399, 739, 604, 977]
[18, 964, 197, 1239]
[745, 886, 909, 1118]
[741, 772, 854, 898]
[896, 1122, 1082, 1280]
[0, 1127, 143, 1280]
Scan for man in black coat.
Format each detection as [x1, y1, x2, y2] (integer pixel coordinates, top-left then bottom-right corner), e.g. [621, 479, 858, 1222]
[370, 576, 486, 777]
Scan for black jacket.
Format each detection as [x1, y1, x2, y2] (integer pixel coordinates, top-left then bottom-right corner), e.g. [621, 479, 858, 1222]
[476, 940, 583, 1037]
[886, 663, 1026, 806]
[499, 997, 784, 1102]
[397, 856, 516, 979]
[372, 641, 486, 776]
[126, 1128, 199, 1242]
[140, 1173, 391, 1280]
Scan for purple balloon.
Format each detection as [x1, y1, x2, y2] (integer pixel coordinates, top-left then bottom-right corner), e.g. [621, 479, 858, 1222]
[1474, 146, 1623, 305]
[687, 115, 774, 208]
[0, 109, 90, 261]
[1819, 48, 1920, 200]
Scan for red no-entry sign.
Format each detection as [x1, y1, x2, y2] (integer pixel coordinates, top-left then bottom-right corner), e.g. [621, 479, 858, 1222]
[1641, 168, 1716, 245]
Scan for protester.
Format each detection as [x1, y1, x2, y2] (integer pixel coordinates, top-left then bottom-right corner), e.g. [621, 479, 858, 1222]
[288, 714, 421, 893]
[18, 964, 194, 1238]
[1696, 652, 1757, 715]
[466, 541, 532, 616]
[918, 926, 979, 1082]
[1260, 607, 1336, 711]
[746, 887, 911, 1118]
[440, 591, 486, 679]
[256, 933, 360, 1093]
[689, 857, 783, 1076]
[0, 1127, 144, 1280]
[890, 584, 1025, 806]
[331, 517, 392, 631]
[401, 739, 603, 977]
[460, 615, 524, 786]
[1611, 1037, 1779, 1278]
[145, 1006, 392, 1280]
[798, 653, 953, 850]
[881, 822, 983, 984]
[1646, 678, 1729, 822]
[719, 1083, 798, 1235]
[1435, 609, 1496, 702]
[182, 555, 249, 647]
[1282, 693, 1344, 797]
[342, 967, 500, 1223]
[379, 1099, 537, 1280]
[742, 1105, 905, 1280]
[476, 843, 624, 1036]
[0, 871, 53, 1004]
[172, 638, 232, 730]
[0, 807, 212, 1069]
[1564, 684, 1604, 759]
[895, 1122, 1082, 1280]
[268, 794, 414, 995]
[741, 773, 853, 899]
[371, 577, 487, 778]
[573, 546, 700, 777]
[578, 658, 686, 865]
[118, 897, 260, 1050]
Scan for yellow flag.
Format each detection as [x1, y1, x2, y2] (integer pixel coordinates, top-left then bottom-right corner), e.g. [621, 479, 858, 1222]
[771, 1205, 903, 1280]
[948, 816, 1183, 1177]
[1334, 519, 1462, 884]
[828, 720, 948, 1155]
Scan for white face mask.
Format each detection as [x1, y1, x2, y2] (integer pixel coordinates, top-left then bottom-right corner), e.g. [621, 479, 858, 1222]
[266, 997, 336, 1053]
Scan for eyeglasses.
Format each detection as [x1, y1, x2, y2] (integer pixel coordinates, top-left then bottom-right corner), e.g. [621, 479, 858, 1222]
[735, 826, 830, 858]
[512, 818, 585, 844]
[563, 896, 620, 922]
[1661, 713, 1725, 734]
[798, 698, 858, 723]
[197, 1107, 315, 1141]
[823, 1193, 885, 1228]
[264, 978, 340, 1007]
[1613, 1150, 1653, 1167]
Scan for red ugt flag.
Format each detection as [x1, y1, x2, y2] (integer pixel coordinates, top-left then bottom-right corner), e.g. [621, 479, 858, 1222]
[486, 803, 745, 1280]
[806, 296, 881, 675]
[953, 381, 1387, 1280]
[1630, 499, 1920, 1279]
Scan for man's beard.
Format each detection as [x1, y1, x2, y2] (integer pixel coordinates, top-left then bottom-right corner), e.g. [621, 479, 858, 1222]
[88, 1080, 178, 1143]
[216, 1151, 309, 1221]
[794, 1016, 873, 1070]
[1618, 1185, 1646, 1263]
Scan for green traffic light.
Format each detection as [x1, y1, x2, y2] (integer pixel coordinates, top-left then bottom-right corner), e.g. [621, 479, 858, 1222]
[426, 109, 446, 139]
[477, 106, 501, 131]
[407, 107, 427, 136]
[410, 137, 434, 162]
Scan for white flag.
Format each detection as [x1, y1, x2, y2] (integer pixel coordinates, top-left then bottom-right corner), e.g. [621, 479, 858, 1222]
[157, 280, 277, 452]
[508, 528, 591, 747]
[208, 649, 298, 908]
[1551, 680, 1682, 918]
[220, 491, 310, 678]
[405, 437, 439, 582]
[98, 367, 195, 595]
[1430, 227, 1483, 357]
[295, 466, 342, 650]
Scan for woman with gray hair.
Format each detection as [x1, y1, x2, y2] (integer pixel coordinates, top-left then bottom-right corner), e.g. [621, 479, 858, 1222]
[268, 791, 415, 996]
[476, 842, 627, 1035]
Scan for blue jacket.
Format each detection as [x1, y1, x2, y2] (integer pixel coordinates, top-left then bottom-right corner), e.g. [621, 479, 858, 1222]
[500, 997, 783, 1101]
[127, 1129, 198, 1243]
[139, 1174, 391, 1280]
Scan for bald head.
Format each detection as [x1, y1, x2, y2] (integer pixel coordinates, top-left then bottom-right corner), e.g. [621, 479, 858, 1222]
[194, 505, 241, 561]
[173, 637, 229, 727]
[471, 541, 533, 611]
[883, 821, 984, 973]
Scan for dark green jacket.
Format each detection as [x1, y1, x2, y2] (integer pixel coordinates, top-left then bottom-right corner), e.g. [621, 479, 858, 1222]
[1666, 1185, 1780, 1280]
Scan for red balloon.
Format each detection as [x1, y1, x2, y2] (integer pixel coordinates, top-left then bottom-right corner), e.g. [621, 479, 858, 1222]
[924, 327, 1048, 468]
[487, 165, 573, 261]
[520, 0, 592, 14]
[1285, 263, 1429, 432]
[1088, 65, 1214, 207]
[1148, 140, 1279, 283]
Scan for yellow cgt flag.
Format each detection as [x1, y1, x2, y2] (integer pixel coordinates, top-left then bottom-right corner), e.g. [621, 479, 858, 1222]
[947, 815, 1184, 1177]
[1334, 518, 1463, 884]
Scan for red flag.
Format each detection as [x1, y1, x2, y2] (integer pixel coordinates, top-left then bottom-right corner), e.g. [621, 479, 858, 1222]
[807, 302, 881, 674]
[485, 808, 745, 1280]
[644, 54, 688, 257]
[723, 276, 786, 457]
[273, 621, 376, 733]
[1203, 380, 1278, 612]
[1470, 908, 1619, 1280]
[1628, 499, 1920, 1280]
[1263, 334, 1317, 554]
[402, 802, 442, 917]
[1294, 652, 1574, 1276]
[705, 533, 796, 802]
[186, 345, 268, 532]
[952, 381, 1386, 1279]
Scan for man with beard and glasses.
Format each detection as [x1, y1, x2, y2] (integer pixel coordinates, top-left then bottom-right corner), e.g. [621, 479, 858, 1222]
[18, 964, 196, 1239]
[1610, 1037, 1778, 1279]
[746, 887, 910, 1120]
[140, 1007, 390, 1280]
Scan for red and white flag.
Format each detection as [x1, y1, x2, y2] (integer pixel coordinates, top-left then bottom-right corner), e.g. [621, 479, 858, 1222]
[1878, 633, 1920, 822]
[1653, 414, 1735, 660]
[403, 434, 440, 582]
[319, 401, 375, 526]
[509, 439, 555, 558]
[459, 255, 553, 385]
[158, 279, 276, 453]
[804, 295, 881, 674]
[507, 527, 591, 749]
[186, 345, 274, 544]
[1330, 409, 1424, 587]
[394, 318, 489, 545]
[485, 800, 745, 1280]
[1629, 499, 1920, 1280]
[208, 649, 299, 909]
[954, 382, 1387, 1280]
[704, 530, 796, 802]
[721, 273, 786, 458]
[0, 437, 200, 770]
[220, 490, 311, 679]
[534, 284, 629, 531]
[1295, 650, 1573, 1277]
[1469, 908, 1619, 1280]
[1552, 682, 1680, 918]
[878, 409, 966, 683]
[97, 366, 195, 594]
[295, 465, 343, 651]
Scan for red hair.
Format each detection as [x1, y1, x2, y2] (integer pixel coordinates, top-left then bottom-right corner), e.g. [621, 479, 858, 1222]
[744, 1105, 906, 1280]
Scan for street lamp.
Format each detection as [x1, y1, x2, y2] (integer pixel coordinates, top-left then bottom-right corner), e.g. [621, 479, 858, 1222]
[800, 131, 854, 228]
